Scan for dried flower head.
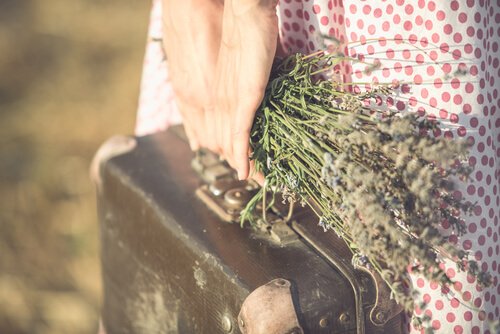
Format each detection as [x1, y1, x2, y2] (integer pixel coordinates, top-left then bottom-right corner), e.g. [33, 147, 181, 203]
[241, 52, 491, 322]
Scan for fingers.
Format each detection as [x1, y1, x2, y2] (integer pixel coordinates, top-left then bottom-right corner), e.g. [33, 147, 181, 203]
[177, 100, 212, 153]
[203, 106, 220, 154]
[179, 85, 259, 182]
[183, 121, 199, 151]
[213, 78, 256, 180]
[222, 116, 234, 165]
[209, 0, 278, 177]
[162, 0, 277, 182]
[232, 130, 250, 180]
[231, 102, 258, 179]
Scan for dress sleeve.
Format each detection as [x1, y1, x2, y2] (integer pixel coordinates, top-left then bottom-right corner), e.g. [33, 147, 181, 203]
[135, 0, 182, 137]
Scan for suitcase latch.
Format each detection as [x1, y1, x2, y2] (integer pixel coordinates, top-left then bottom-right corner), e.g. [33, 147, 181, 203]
[193, 150, 299, 245]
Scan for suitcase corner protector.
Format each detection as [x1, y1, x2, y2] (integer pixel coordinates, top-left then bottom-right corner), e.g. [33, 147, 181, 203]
[91, 135, 137, 189]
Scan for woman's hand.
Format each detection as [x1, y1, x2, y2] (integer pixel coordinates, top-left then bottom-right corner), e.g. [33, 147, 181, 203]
[162, 0, 278, 181]
[214, 0, 279, 180]
[161, 0, 223, 152]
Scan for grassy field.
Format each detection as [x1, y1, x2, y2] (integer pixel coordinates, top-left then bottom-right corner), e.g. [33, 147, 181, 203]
[0, 0, 150, 332]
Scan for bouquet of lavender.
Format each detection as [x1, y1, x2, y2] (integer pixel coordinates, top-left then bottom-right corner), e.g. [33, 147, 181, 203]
[241, 52, 491, 314]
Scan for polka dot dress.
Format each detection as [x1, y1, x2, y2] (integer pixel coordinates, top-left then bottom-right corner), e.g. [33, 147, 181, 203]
[135, 0, 182, 136]
[137, 0, 499, 332]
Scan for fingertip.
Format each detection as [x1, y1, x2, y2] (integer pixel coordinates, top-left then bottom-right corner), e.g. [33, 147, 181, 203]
[233, 142, 250, 180]
[231, 107, 253, 180]
[235, 152, 249, 180]
[183, 122, 199, 151]
[188, 138, 200, 151]
[237, 167, 248, 181]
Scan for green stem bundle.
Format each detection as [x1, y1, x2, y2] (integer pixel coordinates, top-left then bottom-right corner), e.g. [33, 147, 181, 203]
[242, 52, 491, 313]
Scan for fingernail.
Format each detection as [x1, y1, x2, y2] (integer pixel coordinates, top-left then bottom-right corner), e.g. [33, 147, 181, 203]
[237, 169, 246, 181]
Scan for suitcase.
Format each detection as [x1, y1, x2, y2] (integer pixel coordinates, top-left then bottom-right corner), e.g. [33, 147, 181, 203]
[92, 126, 405, 334]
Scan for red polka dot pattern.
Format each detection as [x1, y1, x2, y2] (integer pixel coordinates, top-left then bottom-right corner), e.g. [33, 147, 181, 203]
[135, 0, 182, 136]
[139, 0, 500, 332]
[275, 1, 499, 332]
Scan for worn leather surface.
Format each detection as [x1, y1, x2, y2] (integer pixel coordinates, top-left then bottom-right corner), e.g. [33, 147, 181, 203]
[97, 129, 403, 334]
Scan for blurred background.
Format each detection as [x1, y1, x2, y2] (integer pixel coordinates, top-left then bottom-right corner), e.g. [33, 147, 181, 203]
[0, 0, 150, 332]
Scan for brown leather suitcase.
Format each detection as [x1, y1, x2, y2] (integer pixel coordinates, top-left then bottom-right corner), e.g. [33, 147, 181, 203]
[92, 126, 405, 334]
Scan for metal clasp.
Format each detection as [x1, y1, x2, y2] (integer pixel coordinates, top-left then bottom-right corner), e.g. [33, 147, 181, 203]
[193, 150, 299, 245]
